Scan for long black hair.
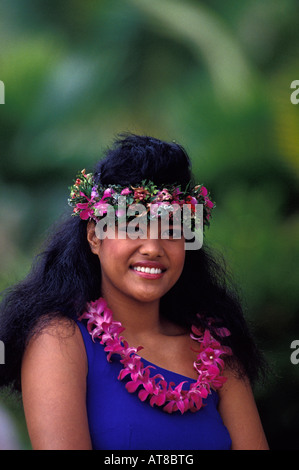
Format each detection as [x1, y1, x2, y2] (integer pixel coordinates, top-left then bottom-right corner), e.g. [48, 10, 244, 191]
[0, 133, 266, 391]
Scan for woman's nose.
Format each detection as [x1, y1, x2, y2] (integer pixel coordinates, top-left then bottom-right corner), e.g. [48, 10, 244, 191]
[138, 236, 165, 258]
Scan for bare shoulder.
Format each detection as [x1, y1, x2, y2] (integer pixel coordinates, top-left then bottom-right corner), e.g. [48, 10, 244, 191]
[21, 316, 91, 449]
[218, 367, 269, 450]
[22, 316, 87, 377]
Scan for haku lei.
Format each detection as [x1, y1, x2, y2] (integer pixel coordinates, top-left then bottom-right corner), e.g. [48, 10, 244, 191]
[68, 169, 215, 230]
[79, 298, 232, 414]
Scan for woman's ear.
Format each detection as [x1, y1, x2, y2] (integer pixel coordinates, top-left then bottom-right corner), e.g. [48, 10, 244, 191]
[87, 221, 101, 255]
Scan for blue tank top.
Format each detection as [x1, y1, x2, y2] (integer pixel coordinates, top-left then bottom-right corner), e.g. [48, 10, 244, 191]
[77, 321, 232, 450]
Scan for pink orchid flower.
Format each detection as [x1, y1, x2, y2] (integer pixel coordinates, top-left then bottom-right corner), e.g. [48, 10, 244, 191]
[172, 187, 182, 200]
[120, 187, 132, 195]
[93, 202, 109, 216]
[75, 203, 93, 220]
[153, 189, 172, 202]
[205, 198, 214, 208]
[125, 365, 155, 393]
[197, 347, 225, 368]
[200, 186, 208, 197]
[102, 187, 115, 199]
[163, 381, 188, 414]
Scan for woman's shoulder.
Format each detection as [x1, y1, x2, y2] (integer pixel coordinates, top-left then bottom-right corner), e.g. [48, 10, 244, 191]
[25, 314, 82, 343]
[21, 315, 91, 449]
[217, 366, 269, 449]
[22, 315, 87, 377]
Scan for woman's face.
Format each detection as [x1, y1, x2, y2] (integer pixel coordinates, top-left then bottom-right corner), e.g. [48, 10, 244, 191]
[87, 222, 186, 305]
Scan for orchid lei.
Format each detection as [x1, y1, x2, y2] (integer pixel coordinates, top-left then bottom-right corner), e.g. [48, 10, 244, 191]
[68, 169, 215, 230]
[79, 297, 232, 414]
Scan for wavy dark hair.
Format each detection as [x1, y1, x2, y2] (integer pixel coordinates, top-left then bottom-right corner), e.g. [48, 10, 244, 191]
[0, 133, 266, 391]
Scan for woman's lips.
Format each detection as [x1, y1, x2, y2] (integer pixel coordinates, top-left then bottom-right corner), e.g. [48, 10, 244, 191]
[130, 261, 167, 279]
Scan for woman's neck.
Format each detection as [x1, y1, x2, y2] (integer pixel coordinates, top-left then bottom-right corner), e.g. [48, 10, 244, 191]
[101, 290, 162, 337]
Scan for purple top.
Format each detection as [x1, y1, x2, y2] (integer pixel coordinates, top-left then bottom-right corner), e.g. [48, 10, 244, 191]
[77, 321, 232, 450]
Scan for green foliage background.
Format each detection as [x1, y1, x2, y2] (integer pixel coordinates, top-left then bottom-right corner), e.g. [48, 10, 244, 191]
[0, 0, 298, 450]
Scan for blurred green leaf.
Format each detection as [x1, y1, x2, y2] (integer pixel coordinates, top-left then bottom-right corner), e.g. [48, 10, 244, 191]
[129, 0, 257, 105]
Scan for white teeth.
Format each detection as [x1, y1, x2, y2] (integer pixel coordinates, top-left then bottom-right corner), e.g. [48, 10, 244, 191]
[133, 266, 162, 274]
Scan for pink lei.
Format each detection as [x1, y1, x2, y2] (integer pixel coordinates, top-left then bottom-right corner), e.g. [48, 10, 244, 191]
[79, 298, 232, 414]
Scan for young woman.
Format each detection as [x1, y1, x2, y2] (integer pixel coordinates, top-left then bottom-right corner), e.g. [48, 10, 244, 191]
[0, 134, 269, 450]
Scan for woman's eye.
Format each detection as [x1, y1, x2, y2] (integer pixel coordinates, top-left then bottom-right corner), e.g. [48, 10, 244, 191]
[162, 228, 183, 239]
[119, 225, 145, 239]
[126, 225, 144, 234]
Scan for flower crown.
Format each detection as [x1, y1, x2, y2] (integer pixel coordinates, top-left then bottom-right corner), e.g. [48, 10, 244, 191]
[68, 169, 215, 230]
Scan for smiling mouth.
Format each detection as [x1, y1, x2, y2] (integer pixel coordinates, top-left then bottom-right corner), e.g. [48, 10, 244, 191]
[130, 263, 167, 278]
[132, 266, 163, 274]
